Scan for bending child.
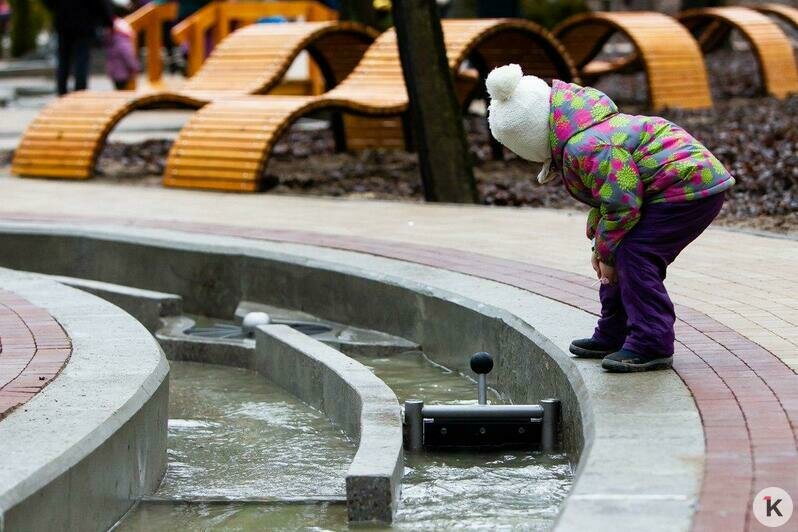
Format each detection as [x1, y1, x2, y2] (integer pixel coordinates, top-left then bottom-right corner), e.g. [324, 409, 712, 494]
[486, 64, 734, 373]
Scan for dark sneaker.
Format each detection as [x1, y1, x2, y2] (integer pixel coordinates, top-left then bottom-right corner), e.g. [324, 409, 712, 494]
[569, 338, 623, 359]
[602, 349, 673, 372]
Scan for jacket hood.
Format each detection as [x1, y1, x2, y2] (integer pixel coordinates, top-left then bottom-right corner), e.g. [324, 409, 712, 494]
[549, 80, 619, 169]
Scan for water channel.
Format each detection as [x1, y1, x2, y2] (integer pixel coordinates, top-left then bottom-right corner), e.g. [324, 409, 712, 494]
[115, 328, 572, 530]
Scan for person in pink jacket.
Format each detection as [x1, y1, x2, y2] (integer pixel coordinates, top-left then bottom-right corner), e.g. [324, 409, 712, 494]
[0, 0, 10, 59]
[105, 17, 140, 89]
[486, 64, 734, 373]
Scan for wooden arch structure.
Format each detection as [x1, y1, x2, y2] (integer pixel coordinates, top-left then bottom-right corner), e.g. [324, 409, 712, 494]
[162, 18, 579, 192]
[11, 22, 376, 180]
[678, 7, 798, 99]
[752, 3, 798, 32]
[553, 11, 713, 110]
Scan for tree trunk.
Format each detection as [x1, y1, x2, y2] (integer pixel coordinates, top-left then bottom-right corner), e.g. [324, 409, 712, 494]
[391, 0, 478, 204]
[339, 0, 379, 28]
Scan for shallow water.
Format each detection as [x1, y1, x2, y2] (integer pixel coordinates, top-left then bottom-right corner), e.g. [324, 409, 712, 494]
[353, 351, 572, 530]
[350, 351, 500, 405]
[159, 362, 354, 499]
[117, 353, 572, 531]
[117, 502, 348, 531]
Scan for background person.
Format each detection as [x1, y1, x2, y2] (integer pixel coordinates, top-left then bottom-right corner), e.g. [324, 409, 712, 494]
[0, 0, 10, 59]
[42, 0, 114, 94]
[105, 16, 139, 89]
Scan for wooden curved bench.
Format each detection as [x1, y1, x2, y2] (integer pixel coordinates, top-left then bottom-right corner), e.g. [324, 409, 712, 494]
[11, 22, 376, 180]
[753, 3, 798, 32]
[678, 7, 798, 99]
[554, 12, 712, 110]
[163, 19, 578, 192]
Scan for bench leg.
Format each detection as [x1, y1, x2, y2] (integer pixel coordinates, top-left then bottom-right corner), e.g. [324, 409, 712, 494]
[331, 112, 347, 153]
[401, 111, 415, 152]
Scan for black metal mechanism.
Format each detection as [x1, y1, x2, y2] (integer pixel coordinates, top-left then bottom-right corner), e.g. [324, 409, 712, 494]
[404, 352, 560, 451]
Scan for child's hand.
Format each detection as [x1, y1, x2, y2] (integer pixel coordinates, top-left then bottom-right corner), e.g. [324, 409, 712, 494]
[599, 262, 617, 284]
[591, 255, 601, 279]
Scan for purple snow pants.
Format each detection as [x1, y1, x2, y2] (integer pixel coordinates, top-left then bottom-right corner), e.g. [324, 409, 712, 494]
[592, 192, 725, 357]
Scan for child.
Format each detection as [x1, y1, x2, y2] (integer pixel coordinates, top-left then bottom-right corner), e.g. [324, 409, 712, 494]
[105, 17, 140, 90]
[486, 64, 734, 373]
[0, 0, 10, 59]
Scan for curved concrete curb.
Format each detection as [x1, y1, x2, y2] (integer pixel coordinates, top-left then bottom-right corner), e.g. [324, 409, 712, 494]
[0, 267, 169, 532]
[45, 274, 182, 333]
[0, 223, 704, 532]
[155, 316, 403, 524]
[255, 325, 403, 524]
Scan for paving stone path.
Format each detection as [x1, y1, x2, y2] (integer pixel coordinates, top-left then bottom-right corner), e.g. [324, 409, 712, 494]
[0, 287, 71, 418]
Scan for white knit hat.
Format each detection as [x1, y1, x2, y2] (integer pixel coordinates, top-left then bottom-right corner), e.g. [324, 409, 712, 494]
[486, 64, 554, 183]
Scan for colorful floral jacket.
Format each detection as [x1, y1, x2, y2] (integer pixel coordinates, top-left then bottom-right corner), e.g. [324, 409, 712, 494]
[548, 80, 734, 264]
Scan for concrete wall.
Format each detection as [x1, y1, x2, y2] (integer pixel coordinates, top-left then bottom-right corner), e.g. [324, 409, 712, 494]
[0, 229, 584, 453]
[255, 326, 403, 524]
[0, 268, 169, 532]
[45, 275, 182, 333]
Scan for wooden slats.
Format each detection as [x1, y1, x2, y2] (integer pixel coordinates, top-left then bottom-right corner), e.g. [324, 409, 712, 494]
[678, 7, 798, 99]
[11, 92, 206, 180]
[183, 22, 374, 95]
[125, 2, 178, 87]
[11, 22, 375, 181]
[172, 1, 339, 77]
[554, 11, 713, 110]
[754, 3, 798, 31]
[164, 19, 578, 192]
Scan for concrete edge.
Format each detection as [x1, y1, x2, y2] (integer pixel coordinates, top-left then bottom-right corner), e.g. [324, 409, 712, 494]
[156, 315, 256, 367]
[0, 268, 169, 532]
[255, 324, 403, 525]
[43, 274, 183, 333]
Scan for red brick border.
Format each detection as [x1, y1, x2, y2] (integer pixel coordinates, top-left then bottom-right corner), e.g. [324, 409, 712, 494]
[1, 212, 797, 531]
[0, 288, 71, 419]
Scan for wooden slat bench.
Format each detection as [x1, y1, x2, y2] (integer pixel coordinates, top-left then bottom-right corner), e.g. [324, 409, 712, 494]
[163, 18, 578, 192]
[11, 22, 376, 180]
[124, 1, 179, 89]
[753, 3, 798, 33]
[554, 11, 713, 110]
[678, 6, 798, 99]
[172, 1, 338, 82]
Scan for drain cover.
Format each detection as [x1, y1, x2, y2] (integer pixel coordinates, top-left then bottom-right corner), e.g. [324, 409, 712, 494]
[184, 323, 246, 339]
[184, 320, 332, 339]
[284, 321, 333, 336]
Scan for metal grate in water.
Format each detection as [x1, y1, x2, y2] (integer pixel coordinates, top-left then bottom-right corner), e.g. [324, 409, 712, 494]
[184, 321, 333, 339]
[286, 322, 333, 336]
[185, 323, 245, 339]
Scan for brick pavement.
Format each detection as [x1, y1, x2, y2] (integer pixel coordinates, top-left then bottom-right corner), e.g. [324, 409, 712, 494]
[0, 288, 71, 419]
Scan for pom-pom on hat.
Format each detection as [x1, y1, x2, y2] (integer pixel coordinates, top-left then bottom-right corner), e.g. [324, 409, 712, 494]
[486, 64, 554, 183]
[486, 63, 523, 101]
